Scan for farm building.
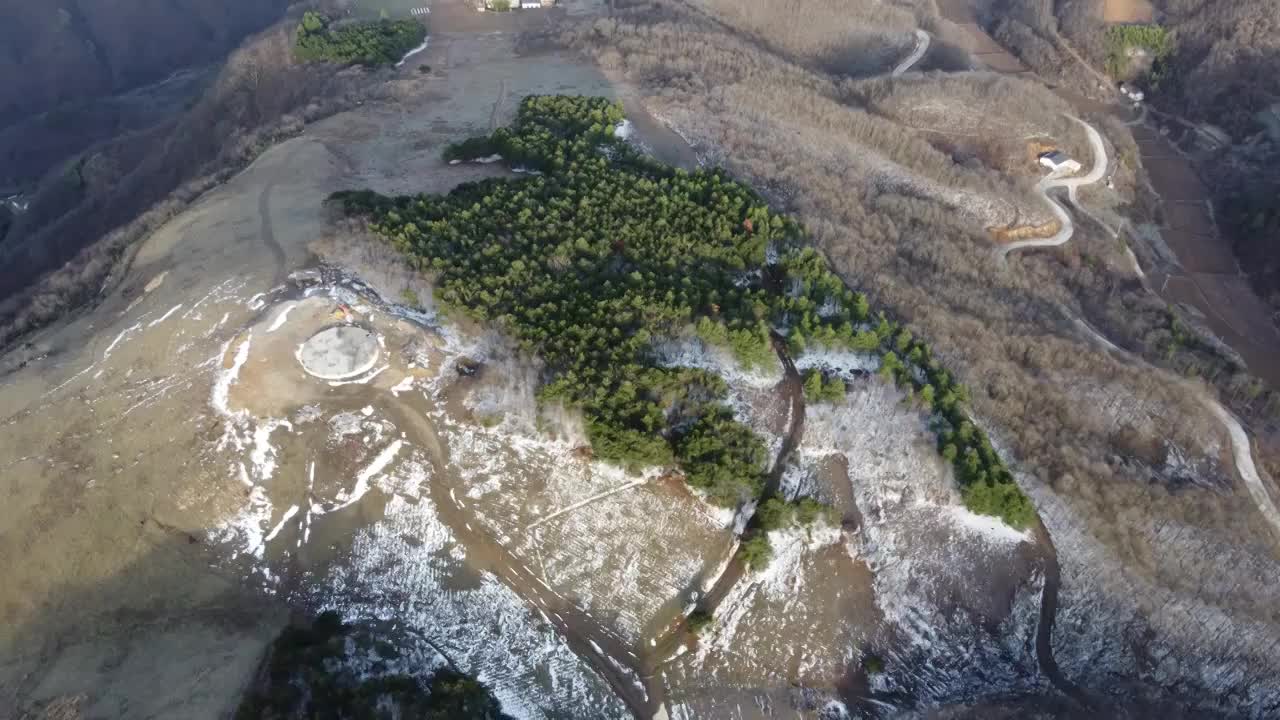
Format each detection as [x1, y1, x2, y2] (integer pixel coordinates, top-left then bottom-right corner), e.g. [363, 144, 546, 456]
[1039, 151, 1082, 174]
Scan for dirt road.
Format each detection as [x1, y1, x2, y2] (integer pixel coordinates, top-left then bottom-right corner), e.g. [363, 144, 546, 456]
[1000, 116, 1108, 257]
[892, 30, 930, 76]
[681, 335, 805, 633]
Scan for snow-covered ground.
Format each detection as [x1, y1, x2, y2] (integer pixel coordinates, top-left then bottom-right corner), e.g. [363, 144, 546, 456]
[804, 381, 1043, 703]
[300, 453, 631, 719]
[653, 335, 784, 390]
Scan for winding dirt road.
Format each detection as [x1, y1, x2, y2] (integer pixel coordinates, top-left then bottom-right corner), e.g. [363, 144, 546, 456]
[999, 116, 1108, 258]
[892, 30, 930, 77]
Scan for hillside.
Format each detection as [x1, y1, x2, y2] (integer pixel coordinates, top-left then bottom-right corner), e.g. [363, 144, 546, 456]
[988, 0, 1280, 313]
[0, 7, 367, 351]
[3, 0, 1280, 718]
[0, 0, 289, 130]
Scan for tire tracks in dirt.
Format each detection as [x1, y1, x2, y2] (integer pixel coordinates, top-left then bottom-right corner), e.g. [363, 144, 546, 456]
[489, 79, 507, 132]
[257, 181, 287, 288]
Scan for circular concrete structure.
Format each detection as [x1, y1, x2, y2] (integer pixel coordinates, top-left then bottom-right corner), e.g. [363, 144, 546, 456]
[297, 326, 380, 380]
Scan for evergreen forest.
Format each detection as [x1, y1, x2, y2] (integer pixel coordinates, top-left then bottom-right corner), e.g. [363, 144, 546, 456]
[333, 94, 1035, 530]
[294, 11, 425, 67]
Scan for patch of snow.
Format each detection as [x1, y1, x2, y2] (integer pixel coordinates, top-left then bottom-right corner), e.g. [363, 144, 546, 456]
[390, 375, 416, 397]
[212, 333, 252, 422]
[327, 410, 387, 445]
[211, 484, 273, 561]
[652, 335, 783, 390]
[250, 418, 293, 483]
[822, 700, 852, 719]
[147, 303, 184, 328]
[613, 119, 634, 140]
[103, 321, 144, 361]
[778, 461, 817, 502]
[947, 505, 1031, 544]
[264, 505, 300, 543]
[756, 525, 841, 600]
[265, 301, 297, 332]
[316, 439, 405, 516]
[395, 37, 429, 68]
[793, 347, 879, 377]
[328, 364, 389, 387]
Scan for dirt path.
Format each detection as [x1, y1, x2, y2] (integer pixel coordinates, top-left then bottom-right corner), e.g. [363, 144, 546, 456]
[633, 333, 807, 718]
[524, 475, 654, 530]
[258, 182, 287, 286]
[892, 30, 930, 77]
[698, 336, 804, 608]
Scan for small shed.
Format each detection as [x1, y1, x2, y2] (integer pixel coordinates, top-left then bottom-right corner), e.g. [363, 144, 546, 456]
[1039, 151, 1082, 174]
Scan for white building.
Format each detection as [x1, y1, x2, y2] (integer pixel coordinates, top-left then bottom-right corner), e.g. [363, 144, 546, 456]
[1038, 151, 1082, 174]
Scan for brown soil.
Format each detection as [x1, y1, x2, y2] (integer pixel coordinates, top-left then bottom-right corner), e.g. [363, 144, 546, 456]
[1102, 0, 1156, 24]
[990, 219, 1063, 243]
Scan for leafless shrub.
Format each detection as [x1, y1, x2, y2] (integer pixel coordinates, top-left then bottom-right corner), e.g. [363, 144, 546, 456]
[560, 0, 1280, 580]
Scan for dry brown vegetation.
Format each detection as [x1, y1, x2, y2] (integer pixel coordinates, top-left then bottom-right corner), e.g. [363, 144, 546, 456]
[681, 0, 922, 76]
[0, 11, 368, 352]
[558, 0, 1280, 610]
